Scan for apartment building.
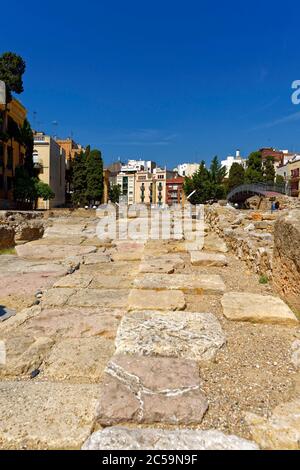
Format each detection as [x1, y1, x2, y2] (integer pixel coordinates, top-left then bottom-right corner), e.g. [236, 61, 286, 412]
[166, 175, 185, 206]
[56, 138, 84, 164]
[33, 132, 66, 209]
[117, 172, 135, 205]
[0, 98, 27, 206]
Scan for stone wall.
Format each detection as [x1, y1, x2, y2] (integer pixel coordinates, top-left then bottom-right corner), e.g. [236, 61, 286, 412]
[204, 205, 277, 279]
[273, 210, 300, 315]
[0, 211, 45, 249]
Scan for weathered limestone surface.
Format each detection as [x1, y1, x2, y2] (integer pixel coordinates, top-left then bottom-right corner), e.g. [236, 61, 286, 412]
[115, 311, 225, 361]
[0, 255, 67, 274]
[273, 210, 300, 315]
[68, 289, 129, 308]
[21, 307, 123, 339]
[83, 427, 259, 450]
[97, 355, 208, 425]
[128, 289, 186, 311]
[0, 333, 54, 377]
[0, 381, 101, 449]
[246, 399, 300, 450]
[221, 292, 299, 325]
[139, 254, 184, 274]
[42, 337, 115, 382]
[82, 252, 111, 265]
[204, 233, 228, 253]
[190, 251, 228, 267]
[16, 243, 97, 260]
[133, 273, 226, 294]
[112, 250, 144, 262]
[53, 274, 93, 289]
[42, 288, 76, 307]
[90, 274, 133, 289]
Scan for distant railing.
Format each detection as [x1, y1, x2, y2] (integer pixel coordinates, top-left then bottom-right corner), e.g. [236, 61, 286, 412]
[227, 182, 287, 202]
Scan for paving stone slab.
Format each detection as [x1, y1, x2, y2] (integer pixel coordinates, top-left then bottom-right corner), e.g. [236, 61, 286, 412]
[112, 250, 144, 262]
[0, 333, 54, 377]
[83, 252, 112, 265]
[90, 274, 134, 289]
[116, 311, 225, 361]
[128, 289, 186, 311]
[22, 307, 124, 339]
[97, 355, 208, 426]
[16, 243, 97, 260]
[139, 255, 185, 274]
[0, 255, 67, 275]
[0, 381, 101, 449]
[246, 399, 300, 450]
[42, 337, 115, 382]
[204, 234, 228, 253]
[0, 272, 62, 297]
[42, 288, 76, 307]
[80, 261, 140, 276]
[83, 426, 259, 450]
[221, 292, 299, 325]
[190, 252, 228, 267]
[53, 273, 93, 288]
[133, 273, 226, 294]
[68, 289, 129, 308]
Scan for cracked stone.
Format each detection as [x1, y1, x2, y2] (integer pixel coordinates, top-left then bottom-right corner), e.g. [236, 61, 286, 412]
[42, 288, 76, 307]
[16, 243, 97, 260]
[83, 426, 259, 450]
[115, 311, 225, 361]
[97, 355, 208, 426]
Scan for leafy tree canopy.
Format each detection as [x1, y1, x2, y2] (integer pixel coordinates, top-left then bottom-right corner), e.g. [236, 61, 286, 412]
[0, 52, 26, 102]
[227, 162, 245, 193]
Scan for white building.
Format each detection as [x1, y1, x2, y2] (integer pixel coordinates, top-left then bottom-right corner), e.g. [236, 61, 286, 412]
[117, 172, 136, 205]
[121, 159, 156, 173]
[221, 150, 247, 177]
[174, 163, 200, 177]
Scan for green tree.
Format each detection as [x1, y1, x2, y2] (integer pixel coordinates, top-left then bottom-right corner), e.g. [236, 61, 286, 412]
[263, 156, 275, 183]
[20, 118, 34, 176]
[183, 161, 211, 204]
[86, 149, 103, 204]
[109, 184, 121, 203]
[275, 174, 285, 186]
[227, 162, 245, 192]
[35, 180, 55, 201]
[13, 167, 36, 206]
[209, 156, 226, 199]
[72, 151, 87, 206]
[0, 52, 26, 103]
[244, 151, 263, 183]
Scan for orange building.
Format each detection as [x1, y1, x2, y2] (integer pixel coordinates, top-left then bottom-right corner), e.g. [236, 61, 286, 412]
[0, 99, 27, 207]
[55, 138, 84, 165]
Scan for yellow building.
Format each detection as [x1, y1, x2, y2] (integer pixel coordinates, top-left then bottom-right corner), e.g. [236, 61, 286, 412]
[135, 171, 154, 204]
[0, 99, 27, 206]
[33, 132, 66, 209]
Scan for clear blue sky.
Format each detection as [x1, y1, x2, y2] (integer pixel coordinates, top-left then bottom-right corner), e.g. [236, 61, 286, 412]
[2, 0, 300, 168]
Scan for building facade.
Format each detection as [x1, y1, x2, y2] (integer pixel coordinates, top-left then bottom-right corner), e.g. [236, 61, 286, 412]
[117, 172, 136, 205]
[33, 132, 66, 209]
[221, 150, 247, 177]
[135, 171, 154, 204]
[288, 156, 300, 198]
[55, 138, 84, 164]
[166, 175, 185, 205]
[174, 163, 200, 177]
[0, 99, 27, 207]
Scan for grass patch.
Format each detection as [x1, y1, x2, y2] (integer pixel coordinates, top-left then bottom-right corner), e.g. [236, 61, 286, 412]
[0, 247, 16, 255]
[259, 274, 269, 284]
